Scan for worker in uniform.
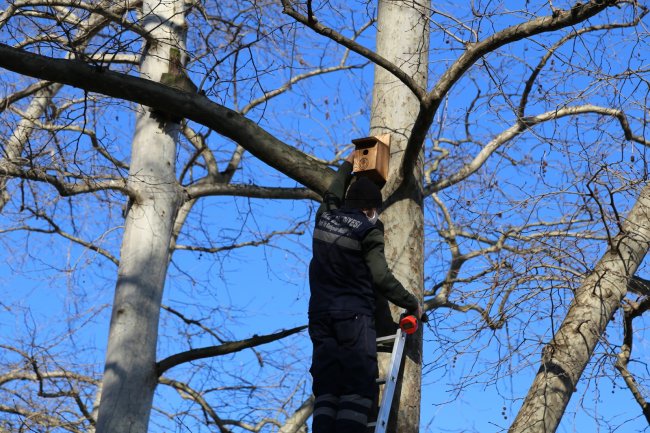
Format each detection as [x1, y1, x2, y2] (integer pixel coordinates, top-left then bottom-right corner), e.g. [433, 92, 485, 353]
[308, 153, 421, 433]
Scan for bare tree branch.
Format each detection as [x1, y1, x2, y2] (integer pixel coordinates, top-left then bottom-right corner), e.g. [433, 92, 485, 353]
[240, 63, 368, 115]
[174, 225, 305, 254]
[161, 304, 226, 343]
[0, 0, 141, 211]
[156, 325, 307, 376]
[0, 403, 88, 432]
[0, 43, 336, 195]
[280, 0, 426, 100]
[185, 182, 319, 201]
[158, 377, 231, 433]
[22, 207, 120, 265]
[0, 161, 132, 198]
[518, 9, 648, 118]
[0, 80, 53, 113]
[615, 296, 650, 423]
[403, 0, 629, 182]
[425, 104, 650, 195]
[277, 395, 314, 433]
[0, 0, 148, 39]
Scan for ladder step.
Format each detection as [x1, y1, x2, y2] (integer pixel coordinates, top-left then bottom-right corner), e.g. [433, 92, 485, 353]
[376, 334, 397, 348]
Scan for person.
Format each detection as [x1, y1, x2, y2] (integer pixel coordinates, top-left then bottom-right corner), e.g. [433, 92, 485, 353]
[308, 153, 421, 433]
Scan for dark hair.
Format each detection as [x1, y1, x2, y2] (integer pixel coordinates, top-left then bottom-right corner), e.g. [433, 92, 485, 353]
[344, 177, 382, 209]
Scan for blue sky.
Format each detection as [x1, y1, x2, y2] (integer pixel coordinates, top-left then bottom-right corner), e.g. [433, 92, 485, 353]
[2, 0, 650, 432]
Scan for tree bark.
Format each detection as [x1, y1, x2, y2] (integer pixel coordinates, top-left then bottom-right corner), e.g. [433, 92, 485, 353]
[509, 182, 650, 433]
[370, 1, 429, 432]
[94, 0, 185, 431]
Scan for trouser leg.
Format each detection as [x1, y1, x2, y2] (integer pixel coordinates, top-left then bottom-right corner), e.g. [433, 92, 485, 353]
[310, 312, 378, 433]
[335, 313, 377, 433]
[336, 393, 374, 433]
[313, 393, 339, 433]
[309, 315, 340, 433]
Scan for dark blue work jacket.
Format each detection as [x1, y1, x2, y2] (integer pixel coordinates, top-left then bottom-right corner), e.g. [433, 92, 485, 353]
[308, 208, 377, 316]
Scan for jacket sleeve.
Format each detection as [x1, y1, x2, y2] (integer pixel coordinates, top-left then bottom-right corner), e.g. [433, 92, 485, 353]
[316, 161, 353, 219]
[361, 227, 419, 311]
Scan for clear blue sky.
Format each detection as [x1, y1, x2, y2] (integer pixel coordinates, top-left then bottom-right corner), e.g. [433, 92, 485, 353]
[1, 1, 650, 432]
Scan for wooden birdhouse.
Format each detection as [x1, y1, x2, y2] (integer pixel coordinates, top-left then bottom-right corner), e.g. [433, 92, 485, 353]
[352, 134, 391, 186]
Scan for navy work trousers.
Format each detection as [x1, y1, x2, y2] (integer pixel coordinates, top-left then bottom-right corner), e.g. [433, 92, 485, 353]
[309, 311, 377, 433]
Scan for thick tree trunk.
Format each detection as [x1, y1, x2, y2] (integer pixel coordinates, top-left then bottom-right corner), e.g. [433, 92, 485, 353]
[509, 182, 650, 433]
[371, 1, 429, 432]
[94, 0, 185, 431]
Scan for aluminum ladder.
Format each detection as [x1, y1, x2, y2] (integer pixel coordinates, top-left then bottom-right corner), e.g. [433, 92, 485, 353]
[368, 326, 407, 433]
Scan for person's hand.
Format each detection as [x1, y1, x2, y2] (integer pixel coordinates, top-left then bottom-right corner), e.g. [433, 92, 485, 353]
[345, 151, 355, 165]
[407, 305, 423, 321]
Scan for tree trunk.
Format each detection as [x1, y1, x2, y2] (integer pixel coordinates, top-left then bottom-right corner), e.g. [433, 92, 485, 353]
[509, 182, 650, 433]
[371, 1, 429, 432]
[95, 0, 186, 431]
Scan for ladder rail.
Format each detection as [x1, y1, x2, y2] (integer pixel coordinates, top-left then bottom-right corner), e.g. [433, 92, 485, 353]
[373, 327, 407, 433]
